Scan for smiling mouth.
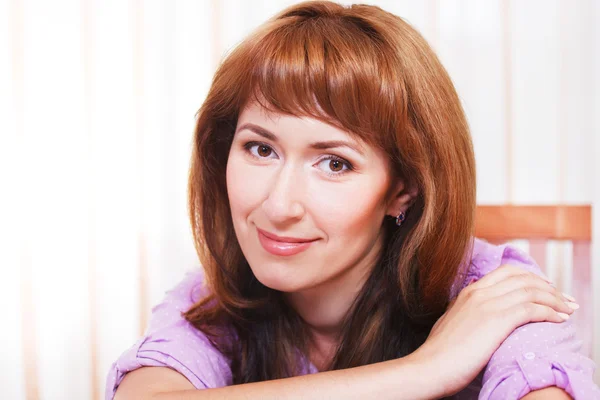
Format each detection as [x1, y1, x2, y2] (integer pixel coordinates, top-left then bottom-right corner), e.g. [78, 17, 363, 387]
[256, 227, 318, 256]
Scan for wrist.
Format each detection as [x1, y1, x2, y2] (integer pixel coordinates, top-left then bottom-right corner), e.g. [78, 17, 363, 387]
[404, 347, 451, 399]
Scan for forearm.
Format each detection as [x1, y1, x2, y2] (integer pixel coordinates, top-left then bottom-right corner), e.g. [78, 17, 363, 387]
[521, 387, 572, 399]
[153, 353, 440, 400]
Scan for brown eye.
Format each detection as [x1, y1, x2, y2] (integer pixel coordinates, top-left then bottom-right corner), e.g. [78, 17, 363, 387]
[329, 159, 343, 172]
[257, 145, 272, 157]
[316, 157, 351, 175]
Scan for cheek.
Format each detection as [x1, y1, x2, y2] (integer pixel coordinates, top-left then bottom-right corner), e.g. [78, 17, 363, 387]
[308, 177, 388, 237]
[226, 153, 265, 218]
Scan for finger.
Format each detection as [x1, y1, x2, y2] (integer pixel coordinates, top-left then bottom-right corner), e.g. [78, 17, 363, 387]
[480, 273, 565, 301]
[469, 264, 552, 290]
[506, 302, 570, 328]
[490, 286, 577, 316]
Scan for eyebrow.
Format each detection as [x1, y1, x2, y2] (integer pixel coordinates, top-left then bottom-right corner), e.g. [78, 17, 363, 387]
[236, 122, 366, 157]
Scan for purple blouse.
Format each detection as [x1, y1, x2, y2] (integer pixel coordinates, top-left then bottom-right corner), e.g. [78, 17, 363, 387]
[105, 238, 599, 399]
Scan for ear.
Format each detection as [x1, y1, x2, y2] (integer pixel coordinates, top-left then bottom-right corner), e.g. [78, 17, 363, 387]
[386, 179, 418, 217]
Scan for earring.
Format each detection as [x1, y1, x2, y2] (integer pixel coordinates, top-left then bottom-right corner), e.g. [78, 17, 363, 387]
[395, 211, 406, 227]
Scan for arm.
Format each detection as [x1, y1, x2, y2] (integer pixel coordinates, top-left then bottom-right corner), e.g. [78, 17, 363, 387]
[114, 354, 441, 400]
[479, 319, 597, 399]
[522, 387, 572, 399]
[107, 271, 448, 400]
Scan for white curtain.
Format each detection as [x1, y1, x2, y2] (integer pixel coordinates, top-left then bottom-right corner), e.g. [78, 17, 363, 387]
[1, 1, 598, 398]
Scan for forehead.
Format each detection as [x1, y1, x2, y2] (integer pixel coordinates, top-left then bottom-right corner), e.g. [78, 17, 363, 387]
[236, 102, 362, 145]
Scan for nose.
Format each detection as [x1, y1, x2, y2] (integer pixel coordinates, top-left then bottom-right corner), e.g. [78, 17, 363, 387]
[261, 163, 305, 225]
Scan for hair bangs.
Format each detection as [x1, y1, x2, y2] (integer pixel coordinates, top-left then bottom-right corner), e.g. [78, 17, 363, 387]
[242, 14, 403, 151]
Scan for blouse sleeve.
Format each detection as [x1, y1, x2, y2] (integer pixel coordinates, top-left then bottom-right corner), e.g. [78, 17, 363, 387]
[467, 239, 600, 400]
[104, 270, 232, 400]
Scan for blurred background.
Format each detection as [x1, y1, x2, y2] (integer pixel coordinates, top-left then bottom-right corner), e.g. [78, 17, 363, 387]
[0, 0, 598, 398]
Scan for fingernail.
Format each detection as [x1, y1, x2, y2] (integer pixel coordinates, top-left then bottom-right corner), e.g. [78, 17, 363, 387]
[562, 293, 576, 302]
[557, 312, 570, 321]
[566, 302, 579, 310]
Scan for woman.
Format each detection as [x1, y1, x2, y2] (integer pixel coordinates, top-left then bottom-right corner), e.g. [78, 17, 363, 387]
[107, 2, 598, 399]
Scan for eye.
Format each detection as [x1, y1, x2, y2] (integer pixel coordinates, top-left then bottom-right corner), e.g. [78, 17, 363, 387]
[316, 156, 352, 175]
[244, 142, 278, 159]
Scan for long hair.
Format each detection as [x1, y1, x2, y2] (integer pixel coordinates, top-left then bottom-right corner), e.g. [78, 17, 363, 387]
[184, 1, 476, 383]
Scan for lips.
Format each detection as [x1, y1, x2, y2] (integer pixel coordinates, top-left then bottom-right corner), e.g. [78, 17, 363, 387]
[256, 227, 317, 256]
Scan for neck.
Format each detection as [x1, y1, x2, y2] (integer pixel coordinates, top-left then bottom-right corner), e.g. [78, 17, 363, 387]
[284, 232, 384, 367]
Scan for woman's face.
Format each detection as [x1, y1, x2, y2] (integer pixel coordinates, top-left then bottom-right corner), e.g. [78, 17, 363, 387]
[226, 102, 409, 295]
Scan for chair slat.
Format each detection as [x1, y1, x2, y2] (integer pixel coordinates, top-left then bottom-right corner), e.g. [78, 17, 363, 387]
[528, 239, 547, 273]
[572, 241, 593, 358]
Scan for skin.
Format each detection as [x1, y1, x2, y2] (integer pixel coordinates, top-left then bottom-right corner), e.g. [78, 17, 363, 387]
[522, 387, 571, 399]
[114, 103, 574, 399]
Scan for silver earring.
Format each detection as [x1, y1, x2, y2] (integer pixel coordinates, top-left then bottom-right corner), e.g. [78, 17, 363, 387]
[395, 211, 406, 227]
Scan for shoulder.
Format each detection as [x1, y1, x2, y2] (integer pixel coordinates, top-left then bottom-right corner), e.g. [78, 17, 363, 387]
[450, 237, 548, 299]
[105, 269, 232, 400]
[145, 269, 208, 333]
[469, 237, 545, 277]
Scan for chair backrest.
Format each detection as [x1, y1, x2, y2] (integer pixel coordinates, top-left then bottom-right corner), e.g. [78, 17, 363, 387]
[475, 205, 593, 359]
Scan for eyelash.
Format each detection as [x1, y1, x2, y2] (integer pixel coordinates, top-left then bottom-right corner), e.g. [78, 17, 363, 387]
[242, 141, 354, 178]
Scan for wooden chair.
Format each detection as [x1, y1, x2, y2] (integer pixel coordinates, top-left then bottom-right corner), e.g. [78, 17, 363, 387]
[475, 205, 594, 359]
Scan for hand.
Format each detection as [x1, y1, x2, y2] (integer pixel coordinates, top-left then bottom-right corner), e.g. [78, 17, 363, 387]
[410, 265, 578, 398]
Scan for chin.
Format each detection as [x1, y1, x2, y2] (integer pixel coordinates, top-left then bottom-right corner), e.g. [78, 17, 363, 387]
[248, 262, 308, 293]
